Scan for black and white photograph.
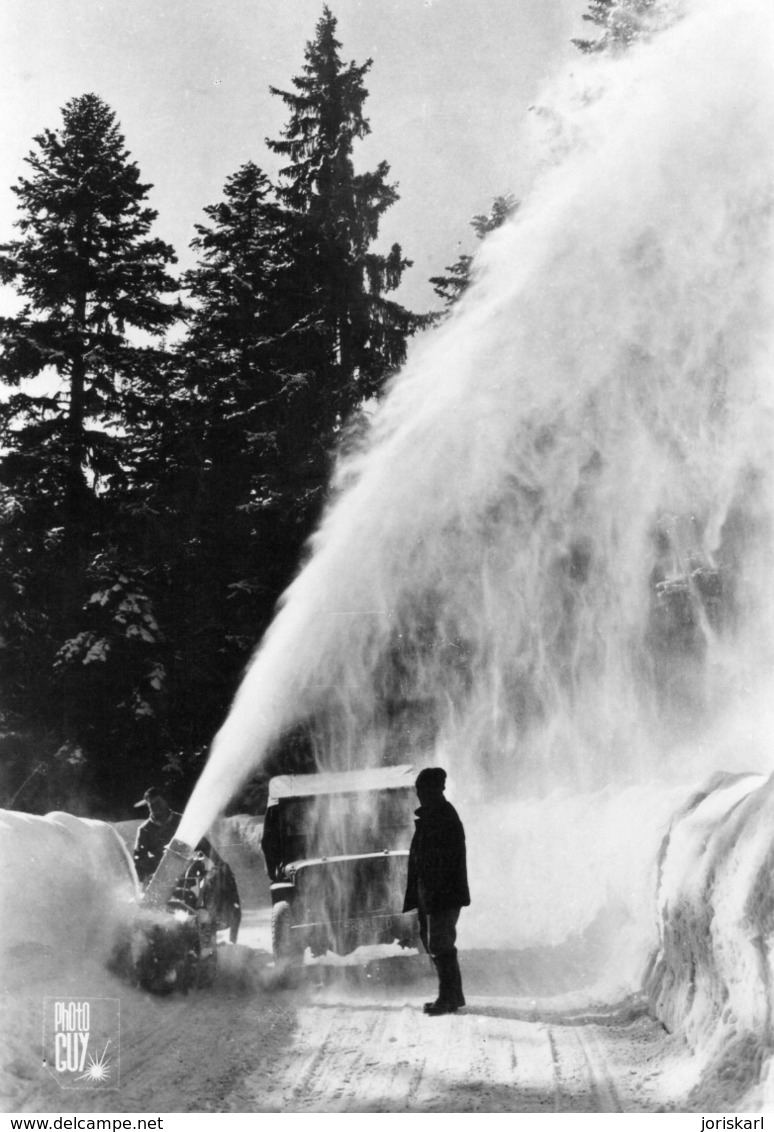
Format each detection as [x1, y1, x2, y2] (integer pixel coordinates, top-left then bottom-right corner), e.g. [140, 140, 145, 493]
[1, 0, 773, 1118]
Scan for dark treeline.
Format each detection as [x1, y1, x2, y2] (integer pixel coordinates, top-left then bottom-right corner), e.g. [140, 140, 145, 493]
[0, 1, 666, 817]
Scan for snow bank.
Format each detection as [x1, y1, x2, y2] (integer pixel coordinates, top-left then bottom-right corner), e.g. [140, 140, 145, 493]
[646, 772, 774, 1104]
[0, 809, 139, 967]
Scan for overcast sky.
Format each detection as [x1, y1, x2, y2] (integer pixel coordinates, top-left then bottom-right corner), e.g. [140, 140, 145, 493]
[1, 0, 588, 311]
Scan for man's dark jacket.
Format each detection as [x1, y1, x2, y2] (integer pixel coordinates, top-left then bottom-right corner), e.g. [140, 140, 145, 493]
[133, 811, 215, 885]
[403, 796, 471, 915]
[134, 811, 182, 884]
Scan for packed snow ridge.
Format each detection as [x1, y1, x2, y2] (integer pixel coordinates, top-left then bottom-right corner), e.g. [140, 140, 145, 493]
[646, 771, 774, 1106]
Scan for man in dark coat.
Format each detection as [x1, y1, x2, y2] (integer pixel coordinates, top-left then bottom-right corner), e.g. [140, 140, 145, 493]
[403, 766, 470, 1015]
[133, 787, 219, 887]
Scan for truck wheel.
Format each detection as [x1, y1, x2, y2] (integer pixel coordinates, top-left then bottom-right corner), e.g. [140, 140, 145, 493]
[271, 901, 304, 963]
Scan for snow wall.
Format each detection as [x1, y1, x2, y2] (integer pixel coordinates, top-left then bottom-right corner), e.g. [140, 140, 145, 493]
[0, 810, 139, 969]
[646, 771, 774, 1104]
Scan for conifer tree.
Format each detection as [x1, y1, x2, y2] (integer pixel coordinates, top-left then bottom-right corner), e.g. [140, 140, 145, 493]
[266, 7, 419, 451]
[0, 94, 180, 764]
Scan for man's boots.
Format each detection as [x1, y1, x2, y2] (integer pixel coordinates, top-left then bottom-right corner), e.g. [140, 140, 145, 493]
[423, 952, 463, 1015]
[423, 959, 441, 1014]
[450, 952, 465, 1008]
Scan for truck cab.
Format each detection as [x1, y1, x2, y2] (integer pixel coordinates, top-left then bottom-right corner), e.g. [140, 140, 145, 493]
[261, 765, 419, 961]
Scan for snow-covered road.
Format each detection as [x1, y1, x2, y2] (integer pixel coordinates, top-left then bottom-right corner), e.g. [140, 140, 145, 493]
[2, 933, 707, 1114]
[2, 798, 769, 1114]
[240, 980, 665, 1113]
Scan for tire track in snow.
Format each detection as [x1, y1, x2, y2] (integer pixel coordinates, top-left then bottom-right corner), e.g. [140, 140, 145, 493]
[236, 985, 649, 1112]
[116, 997, 190, 1079]
[289, 1000, 431, 1111]
[320, 1004, 392, 1109]
[545, 1023, 606, 1112]
[544, 1021, 627, 1112]
[546, 1027, 564, 1111]
[375, 1005, 427, 1111]
[279, 1004, 341, 1105]
[568, 1025, 623, 1112]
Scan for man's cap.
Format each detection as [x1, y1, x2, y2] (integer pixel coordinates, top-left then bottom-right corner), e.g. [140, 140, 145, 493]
[133, 786, 165, 809]
[415, 767, 447, 792]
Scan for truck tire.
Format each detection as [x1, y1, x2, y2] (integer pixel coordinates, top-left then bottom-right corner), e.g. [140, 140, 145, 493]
[271, 900, 304, 963]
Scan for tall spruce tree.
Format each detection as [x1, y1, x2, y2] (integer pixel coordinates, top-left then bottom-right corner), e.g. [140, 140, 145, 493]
[430, 194, 519, 315]
[0, 94, 180, 789]
[266, 6, 418, 489]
